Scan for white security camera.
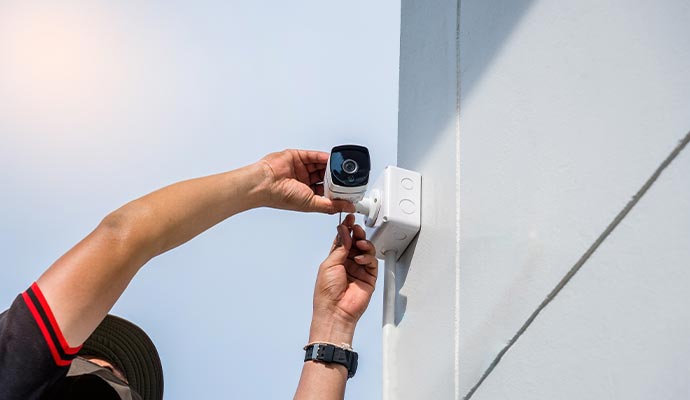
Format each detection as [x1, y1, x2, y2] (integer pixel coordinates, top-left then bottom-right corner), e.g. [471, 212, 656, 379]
[324, 144, 371, 203]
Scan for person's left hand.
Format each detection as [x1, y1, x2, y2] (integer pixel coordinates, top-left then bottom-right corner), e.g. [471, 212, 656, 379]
[257, 149, 356, 214]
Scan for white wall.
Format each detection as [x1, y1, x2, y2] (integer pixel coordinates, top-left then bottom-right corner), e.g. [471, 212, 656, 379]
[390, 1, 460, 398]
[393, 0, 690, 399]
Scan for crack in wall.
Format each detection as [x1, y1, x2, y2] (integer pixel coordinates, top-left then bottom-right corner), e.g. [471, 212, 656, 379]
[462, 130, 690, 400]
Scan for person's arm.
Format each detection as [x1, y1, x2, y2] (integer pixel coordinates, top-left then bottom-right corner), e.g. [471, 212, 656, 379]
[294, 214, 379, 400]
[36, 149, 355, 347]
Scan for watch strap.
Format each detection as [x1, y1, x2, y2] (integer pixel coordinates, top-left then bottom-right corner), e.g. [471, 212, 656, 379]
[304, 343, 358, 378]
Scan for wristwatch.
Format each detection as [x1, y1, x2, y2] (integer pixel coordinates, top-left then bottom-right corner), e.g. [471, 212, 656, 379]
[304, 343, 358, 378]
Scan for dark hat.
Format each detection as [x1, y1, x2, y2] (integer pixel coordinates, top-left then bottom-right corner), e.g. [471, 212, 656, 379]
[78, 315, 164, 400]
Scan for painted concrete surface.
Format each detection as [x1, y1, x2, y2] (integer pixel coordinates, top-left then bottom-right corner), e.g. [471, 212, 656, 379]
[456, 0, 690, 396]
[471, 141, 690, 399]
[395, 0, 690, 398]
[392, 0, 460, 398]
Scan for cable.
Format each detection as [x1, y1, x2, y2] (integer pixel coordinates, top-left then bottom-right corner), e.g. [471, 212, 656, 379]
[382, 250, 398, 326]
[382, 250, 398, 400]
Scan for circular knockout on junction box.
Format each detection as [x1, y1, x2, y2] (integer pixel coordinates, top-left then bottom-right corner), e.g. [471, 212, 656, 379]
[401, 177, 414, 190]
[399, 199, 415, 215]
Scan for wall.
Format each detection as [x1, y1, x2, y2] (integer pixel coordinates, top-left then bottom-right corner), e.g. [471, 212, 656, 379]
[388, 0, 460, 398]
[392, 0, 690, 399]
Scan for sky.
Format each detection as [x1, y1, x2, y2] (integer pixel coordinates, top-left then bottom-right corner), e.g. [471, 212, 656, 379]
[0, 1, 400, 398]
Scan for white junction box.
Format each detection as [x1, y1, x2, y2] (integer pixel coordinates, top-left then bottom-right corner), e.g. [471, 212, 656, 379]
[361, 166, 422, 260]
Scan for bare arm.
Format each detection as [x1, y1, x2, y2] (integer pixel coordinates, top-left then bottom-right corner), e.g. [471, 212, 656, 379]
[294, 214, 379, 400]
[36, 150, 355, 347]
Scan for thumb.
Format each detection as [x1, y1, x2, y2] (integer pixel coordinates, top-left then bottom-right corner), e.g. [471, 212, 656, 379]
[327, 224, 352, 260]
[309, 196, 357, 215]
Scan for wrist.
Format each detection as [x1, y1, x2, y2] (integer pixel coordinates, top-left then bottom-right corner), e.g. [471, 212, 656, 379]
[234, 162, 273, 209]
[309, 314, 357, 345]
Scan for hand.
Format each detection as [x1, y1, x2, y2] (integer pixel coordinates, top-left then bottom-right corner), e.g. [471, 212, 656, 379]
[257, 149, 356, 214]
[310, 214, 378, 344]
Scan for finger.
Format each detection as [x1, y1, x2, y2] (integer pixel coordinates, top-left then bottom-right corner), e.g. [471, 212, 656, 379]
[307, 196, 346, 214]
[354, 254, 379, 277]
[355, 239, 376, 256]
[306, 163, 326, 173]
[342, 213, 356, 228]
[354, 253, 377, 265]
[331, 200, 356, 213]
[313, 185, 324, 196]
[309, 171, 322, 185]
[296, 149, 329, 165]
[293, 159, 311, 185]
[332, 223, 352, 247]
[352, 224, 366, 241]
[345, 261, 377, 286]
[307, 197, 356, 214]
[330, 224, 352, 253]
[346, 224, 367, 257]
[348, 240, 372, 259]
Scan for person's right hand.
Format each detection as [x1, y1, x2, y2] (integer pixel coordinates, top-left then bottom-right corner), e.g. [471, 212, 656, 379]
[309, 214, 378, 345]
[257, 149, 356, 214]
[295, 214, 376, 398]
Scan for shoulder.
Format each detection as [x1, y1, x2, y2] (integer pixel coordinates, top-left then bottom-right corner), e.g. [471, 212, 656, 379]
[0, 283, 81, 400]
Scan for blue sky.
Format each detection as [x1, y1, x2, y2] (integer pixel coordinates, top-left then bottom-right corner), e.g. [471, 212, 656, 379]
[0, 1, 400, 398]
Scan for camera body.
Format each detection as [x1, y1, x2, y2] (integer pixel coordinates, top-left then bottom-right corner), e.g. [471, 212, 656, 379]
[324, 145, 371, 203]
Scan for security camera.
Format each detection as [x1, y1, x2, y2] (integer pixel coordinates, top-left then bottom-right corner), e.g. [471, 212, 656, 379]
[324, 144, 371, 203]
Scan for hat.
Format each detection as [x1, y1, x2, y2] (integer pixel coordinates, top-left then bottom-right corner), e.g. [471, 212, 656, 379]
[78, 315, 164, 400]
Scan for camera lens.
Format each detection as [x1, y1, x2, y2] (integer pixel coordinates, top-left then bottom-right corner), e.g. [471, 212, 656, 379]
[329, 145, 370, 188]
[342, 159, 359, 174]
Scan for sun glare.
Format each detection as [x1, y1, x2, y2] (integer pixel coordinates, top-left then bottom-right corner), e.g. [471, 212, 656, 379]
[0, 3, 129, 123]
[0, 3, 148, 163]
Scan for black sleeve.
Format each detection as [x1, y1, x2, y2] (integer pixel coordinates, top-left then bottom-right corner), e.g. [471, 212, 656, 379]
[0, 283, 82, 400]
